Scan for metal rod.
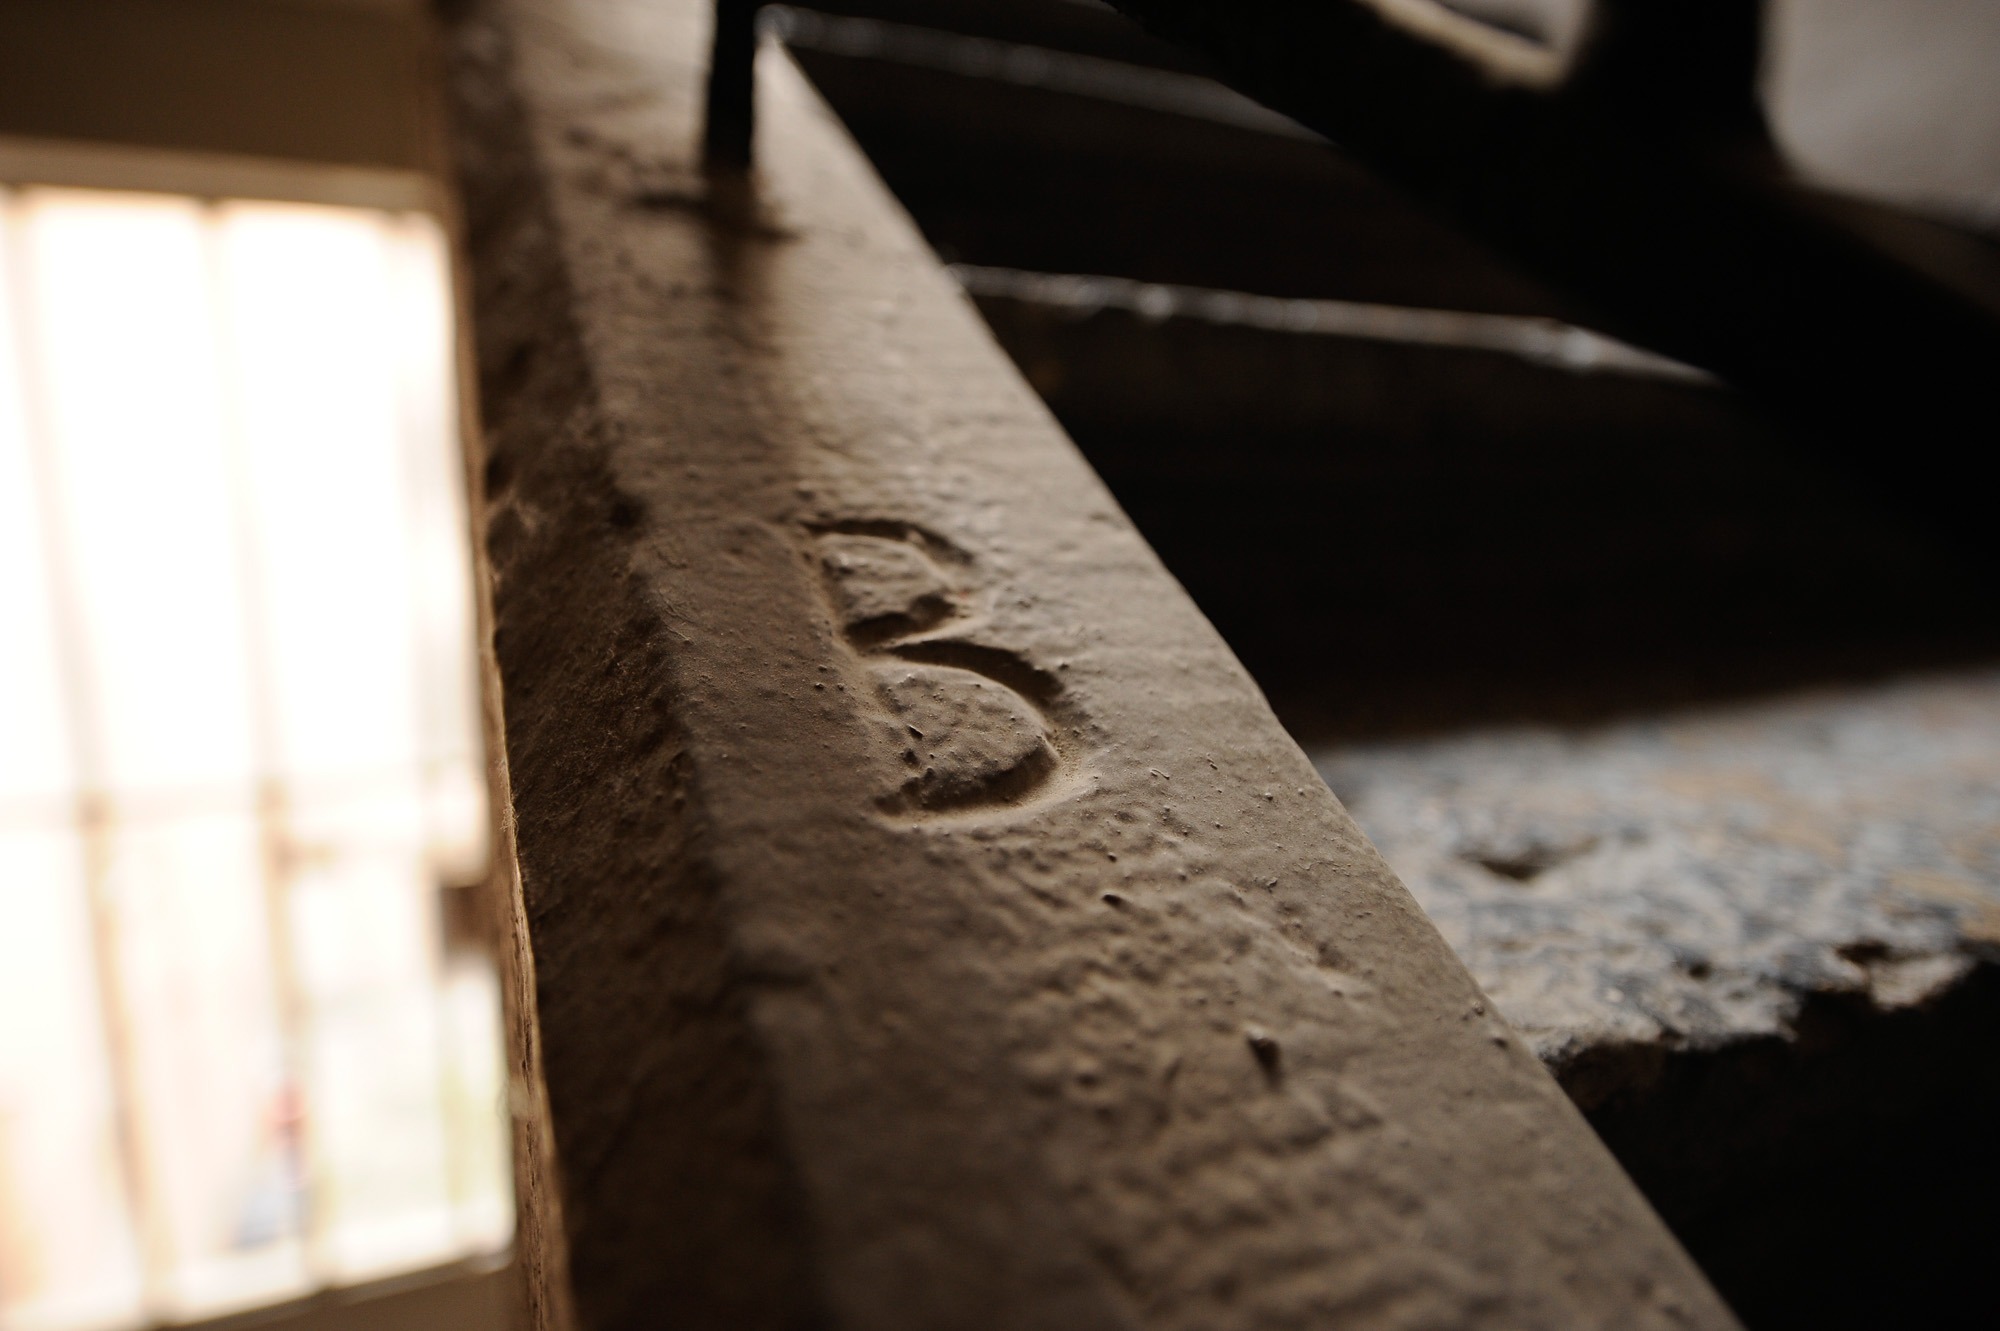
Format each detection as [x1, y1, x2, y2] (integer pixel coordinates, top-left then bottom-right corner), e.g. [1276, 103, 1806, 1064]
[703, 0, 761, 170]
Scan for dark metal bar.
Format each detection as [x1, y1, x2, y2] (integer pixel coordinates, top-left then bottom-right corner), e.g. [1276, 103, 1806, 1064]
[703, 0, 761, 169]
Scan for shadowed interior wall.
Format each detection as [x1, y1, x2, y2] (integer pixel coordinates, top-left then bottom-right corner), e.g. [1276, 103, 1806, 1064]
[0, 0, 432, 172]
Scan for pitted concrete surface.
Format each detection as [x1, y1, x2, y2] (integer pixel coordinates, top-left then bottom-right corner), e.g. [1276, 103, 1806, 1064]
[1316, 669, 2000, 1098]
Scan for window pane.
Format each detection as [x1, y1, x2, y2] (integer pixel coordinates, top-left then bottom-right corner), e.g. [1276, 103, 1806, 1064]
[0, 186, 509, 1330]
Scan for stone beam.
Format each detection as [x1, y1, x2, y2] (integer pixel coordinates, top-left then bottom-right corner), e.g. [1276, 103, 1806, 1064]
[443, 1, 1737, 1325]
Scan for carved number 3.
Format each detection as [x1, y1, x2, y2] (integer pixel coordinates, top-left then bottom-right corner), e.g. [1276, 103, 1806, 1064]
[813, 525, 1067, 816]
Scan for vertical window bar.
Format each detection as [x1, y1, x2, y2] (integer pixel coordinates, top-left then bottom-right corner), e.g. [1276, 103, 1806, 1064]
[201, 198, 320, 1297]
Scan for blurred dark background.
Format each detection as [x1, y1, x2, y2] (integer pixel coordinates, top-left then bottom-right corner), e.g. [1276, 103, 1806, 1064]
[772, 2, 2000, 1325]
[776, 0, 2000, 746]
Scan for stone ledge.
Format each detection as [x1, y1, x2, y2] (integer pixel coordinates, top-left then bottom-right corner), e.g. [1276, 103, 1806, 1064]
[446, 1, 1735, 1325]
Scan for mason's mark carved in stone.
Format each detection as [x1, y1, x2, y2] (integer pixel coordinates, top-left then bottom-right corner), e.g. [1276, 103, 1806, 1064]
[811, 521, 1078, 817]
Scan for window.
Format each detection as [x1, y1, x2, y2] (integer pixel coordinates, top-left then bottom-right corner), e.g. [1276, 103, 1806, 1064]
[0, 184, 510, 1329]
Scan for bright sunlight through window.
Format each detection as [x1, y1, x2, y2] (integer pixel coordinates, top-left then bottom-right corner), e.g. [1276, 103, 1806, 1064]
[0, 186, 511, 1330]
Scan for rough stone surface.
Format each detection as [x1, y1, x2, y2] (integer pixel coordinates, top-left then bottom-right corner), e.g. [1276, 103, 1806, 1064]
[447, 1, 1736, 1327]
[1314, 668, 2000, 1093]
[1313, 669, 2000, 1325]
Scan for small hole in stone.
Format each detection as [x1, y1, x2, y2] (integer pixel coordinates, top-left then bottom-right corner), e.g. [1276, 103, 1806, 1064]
[1837, 940, 1892, 966]
[1468, 837, 1597, 883]
[1474, 854, 1546, 881]
[1246, 1028, 1282, 1084]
